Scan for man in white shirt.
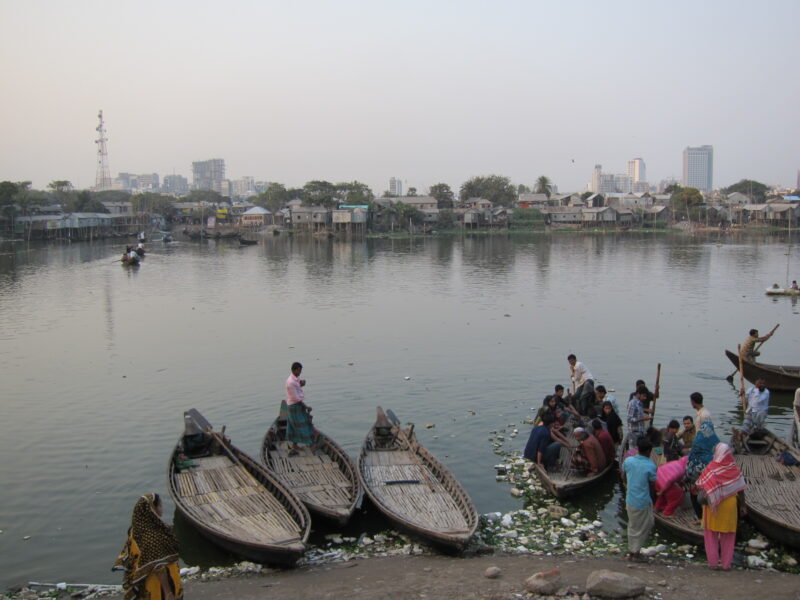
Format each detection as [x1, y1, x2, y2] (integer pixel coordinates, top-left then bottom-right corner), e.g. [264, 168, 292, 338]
[568, 354, 595, 415]
[742, 378, 770, 435]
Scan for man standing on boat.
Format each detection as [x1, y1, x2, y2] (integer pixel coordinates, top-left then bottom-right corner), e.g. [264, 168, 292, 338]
[567, 354, 594, 415]
[624, 386, 652, 452]
[285, 362, 315, 455]
[740, 328, 774, 362]
[741, 378, 770, 435]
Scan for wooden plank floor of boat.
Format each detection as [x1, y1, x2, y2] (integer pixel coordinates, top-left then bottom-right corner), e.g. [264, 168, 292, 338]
[736, 453, 800, 530]
[174, 455, 303, 545]
[362, 450, 471, 534]
[267, 441, 353, 510]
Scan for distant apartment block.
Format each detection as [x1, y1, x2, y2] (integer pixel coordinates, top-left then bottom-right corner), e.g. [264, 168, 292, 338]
[114, 172, 160, 192]
[163, 174, 189, 196]
[192, 159, 226, 193]
[682, 145, 713, 192]
[627, 158, 646, 184]
[389, 177, 403, 196]
[231, 176, 255, 198]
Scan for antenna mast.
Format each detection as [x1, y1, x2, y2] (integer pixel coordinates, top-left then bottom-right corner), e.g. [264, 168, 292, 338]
[94, 110, 112, 191]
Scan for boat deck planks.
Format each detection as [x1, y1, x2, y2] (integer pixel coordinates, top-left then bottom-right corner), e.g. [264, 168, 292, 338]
[736, 453, 800, 530]
[266, 441, 355, 510]
[176, 455, 303, 545]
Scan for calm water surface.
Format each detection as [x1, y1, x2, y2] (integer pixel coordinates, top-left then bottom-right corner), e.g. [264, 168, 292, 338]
[1, 232, 798, 588]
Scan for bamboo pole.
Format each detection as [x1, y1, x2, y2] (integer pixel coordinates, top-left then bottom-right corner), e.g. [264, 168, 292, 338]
[650, 363, 662, 421]
[737, 344, 747, 413]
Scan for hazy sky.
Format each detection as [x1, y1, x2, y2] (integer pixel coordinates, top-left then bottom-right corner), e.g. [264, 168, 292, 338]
[1, 0, 797, 195]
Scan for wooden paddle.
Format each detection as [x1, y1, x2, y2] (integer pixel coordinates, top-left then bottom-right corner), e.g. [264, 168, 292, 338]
[385, 410, 435, 491]
[737, 344, 747, 412]
[650, 363, 662, 421]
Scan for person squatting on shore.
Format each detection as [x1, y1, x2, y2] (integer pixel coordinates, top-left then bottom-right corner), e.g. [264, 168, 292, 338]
[113, 493, 182, 600]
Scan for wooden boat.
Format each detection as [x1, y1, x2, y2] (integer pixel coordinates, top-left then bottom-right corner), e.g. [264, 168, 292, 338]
[653, 498, 703, 545]
[168, 409, 311, 565]
[724, 349, 800, 391]
[239, 238, 258, 246]
[260, 402, 361, 525]
[732, 427, 800, 550]
[531, 420, 615, 500]
[765, 287, 800, 296]
[121, 255, 139, 266]
[358, 407, 478, 550]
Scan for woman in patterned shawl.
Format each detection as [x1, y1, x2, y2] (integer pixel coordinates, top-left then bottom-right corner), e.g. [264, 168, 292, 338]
[684, 420, 720, 518]
[113, 493, 182, 600]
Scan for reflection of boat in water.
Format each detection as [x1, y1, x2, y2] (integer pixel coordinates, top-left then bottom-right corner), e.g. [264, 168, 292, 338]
[724, 349, 800, 391]
[732, 427, 800, 550]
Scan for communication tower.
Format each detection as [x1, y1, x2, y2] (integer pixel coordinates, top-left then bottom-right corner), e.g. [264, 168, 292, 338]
[94, 110, 112, 191]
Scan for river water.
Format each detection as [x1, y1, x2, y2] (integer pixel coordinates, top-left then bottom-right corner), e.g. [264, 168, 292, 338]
[1, 231, 798, 588]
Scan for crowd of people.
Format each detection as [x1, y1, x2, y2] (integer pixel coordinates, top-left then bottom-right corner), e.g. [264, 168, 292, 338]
[524, 350, 768, 569]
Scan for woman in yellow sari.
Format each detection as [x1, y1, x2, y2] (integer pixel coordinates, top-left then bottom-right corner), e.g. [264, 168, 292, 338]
[113, 493, 183, 600]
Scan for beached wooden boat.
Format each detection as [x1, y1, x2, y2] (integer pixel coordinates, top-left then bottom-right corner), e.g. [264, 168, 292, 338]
[531, 420, 615, 500]
[260, 403, 361, 525]
[358, 407, 478, 550]
[653, 495, 703, 545]
[724, 349, 800, 392]
[732, 427, 800, 550]
[168, 409, 311, 565]
[239, 238, 258, 246]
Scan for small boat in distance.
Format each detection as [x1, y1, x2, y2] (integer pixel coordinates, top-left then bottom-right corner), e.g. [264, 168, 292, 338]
[765, 286, 800, 296]
[260, 402, 361, 525]
[724, 350, 800, 392]
[168, 409, 310, 565]
[358, 407, 478, 550]
[239, 238, 258, 246]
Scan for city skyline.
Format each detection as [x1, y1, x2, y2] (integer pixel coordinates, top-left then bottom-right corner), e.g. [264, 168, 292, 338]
[1, 1, 797, 195]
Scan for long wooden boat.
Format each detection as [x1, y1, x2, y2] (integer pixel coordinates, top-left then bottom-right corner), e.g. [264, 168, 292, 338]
[260, 403, 361, 525]
[168, 409, 311, 565]
[531, 419, 615, 500]
[724, 349, 800, 391]
[121, 255, 139, 267]
[239, 238, 258, 246]
[732, 427, 800, 550]
[358, 407, 478, 550]
[653, 495, 703, 545]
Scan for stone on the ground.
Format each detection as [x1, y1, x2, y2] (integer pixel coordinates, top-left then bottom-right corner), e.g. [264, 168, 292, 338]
[747, 555, 767, 568]
[640, 544, 667, 556]
[585, 569, 645, 598]
[484, 566, 502, 579]
[524, 569, 561, 595]
[548, 505, 569, 519]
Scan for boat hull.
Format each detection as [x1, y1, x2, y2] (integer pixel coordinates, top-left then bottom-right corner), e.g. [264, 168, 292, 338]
[724, 349, 800, 391]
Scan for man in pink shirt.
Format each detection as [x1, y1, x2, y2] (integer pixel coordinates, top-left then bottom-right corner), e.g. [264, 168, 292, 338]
[284, 362, 315, 454]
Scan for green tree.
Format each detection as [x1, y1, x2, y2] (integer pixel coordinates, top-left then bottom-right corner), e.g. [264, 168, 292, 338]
[517, 184, 531, 194]
[429, 183, 454, 209]
[459, 175, 516, 207]
[407, 187, 417, 196]
[671, 186, 704, 221]
[255, 182, 288, 213]
[66, 190, 108, 213]
[303, 180, 337, 208]
[437, 209, 455, 229]
[395, 202, 424, 232]
[723, 179, 769, 203]
[335, 181, 374, 205]
[535, 175, 552, 198]
[510, 206, 544, 228]
[130, 192, 174, 216]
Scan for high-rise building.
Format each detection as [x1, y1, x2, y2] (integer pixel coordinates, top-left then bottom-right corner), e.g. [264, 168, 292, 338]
[627, 158, 646, 183]
[682, 145, 713, 192]
[231, 176, 255, 198]
[591, 165, 602, 193]
[389, 177, 403, 197]
[192, 159, 226, 193]
[163, 174, 189, 196]
[614, 174, 633, 194]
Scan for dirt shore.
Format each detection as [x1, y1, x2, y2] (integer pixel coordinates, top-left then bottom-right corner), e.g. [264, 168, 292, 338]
[100, 553, 800, 600]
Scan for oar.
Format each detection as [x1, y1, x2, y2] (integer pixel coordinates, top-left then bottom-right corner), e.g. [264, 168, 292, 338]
[737, 344, 747, 413]
[650, 363, 662, 421]
[385, 410, 435, 491]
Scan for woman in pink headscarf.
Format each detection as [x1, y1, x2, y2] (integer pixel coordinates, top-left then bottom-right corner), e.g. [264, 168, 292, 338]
[696, 443, 747, 570]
